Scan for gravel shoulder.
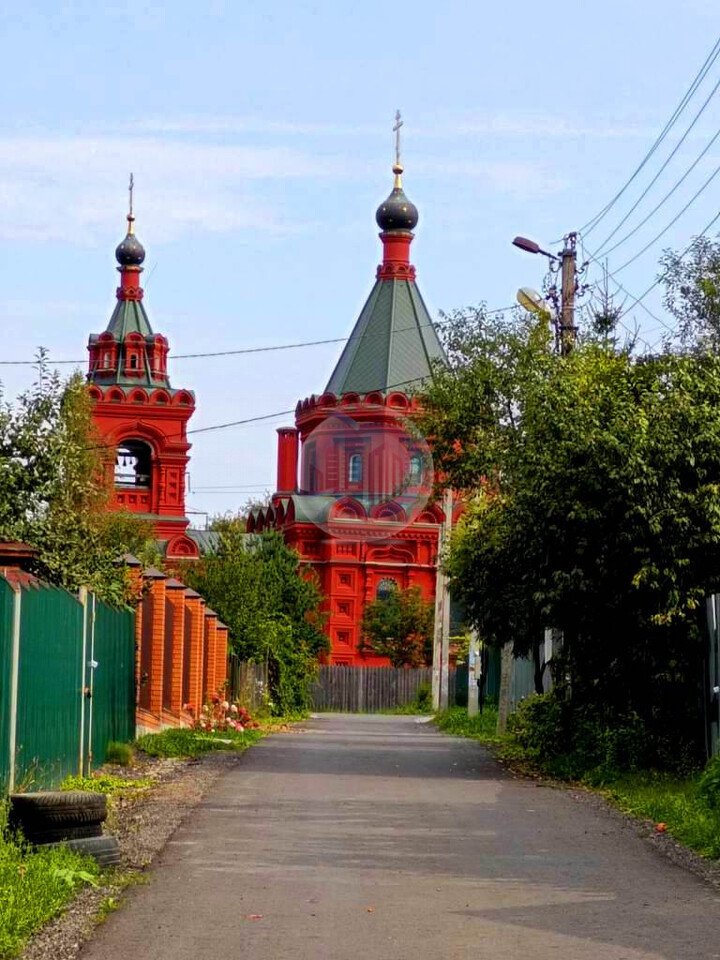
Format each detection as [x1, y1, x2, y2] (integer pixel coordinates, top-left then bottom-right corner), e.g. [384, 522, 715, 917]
[19, 748, 262, 960]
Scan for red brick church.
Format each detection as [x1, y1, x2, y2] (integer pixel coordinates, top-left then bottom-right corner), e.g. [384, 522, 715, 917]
[249, 138, 452, 665]
[86, 191, 201, 560]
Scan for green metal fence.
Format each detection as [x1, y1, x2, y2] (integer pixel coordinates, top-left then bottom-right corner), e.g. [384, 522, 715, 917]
[0, 577, 135, 793]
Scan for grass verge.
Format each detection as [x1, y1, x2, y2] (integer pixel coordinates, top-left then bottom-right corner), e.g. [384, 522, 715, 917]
[0, 804, 99, 960]
[434, 705, 504, 744]
[434, 705, 720, 860]
[135, 726, 265, 759]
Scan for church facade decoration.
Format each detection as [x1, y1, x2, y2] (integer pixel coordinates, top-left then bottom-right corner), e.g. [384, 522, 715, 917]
[251, 122, 453, 664]
[86, 185, 199, 560]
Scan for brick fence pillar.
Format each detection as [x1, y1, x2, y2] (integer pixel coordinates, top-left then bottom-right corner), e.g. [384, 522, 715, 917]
[144, 567, 167, 718]
[165, 579, 187, 717]
[184, 589, 206, 716]
[215, 623, 229, 699]
[204, 610, 218, 704]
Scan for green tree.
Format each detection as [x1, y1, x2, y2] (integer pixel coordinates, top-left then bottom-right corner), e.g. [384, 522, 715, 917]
[419, 306, 720, 760]
[359, 586, 435, 667]
[180, 522, 328, 714]
[660, 236, 720, 349]
[0, 359, 157, 605]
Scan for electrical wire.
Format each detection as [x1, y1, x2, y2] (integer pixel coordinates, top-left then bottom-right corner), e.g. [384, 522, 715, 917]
[593, 73, 720, 254]
[597, 124, 720, 259]
[612, 161, 720, 273]
[0, 305, 516, 368]
[580, 34, 720, 237]
[616, 206, 720, 321]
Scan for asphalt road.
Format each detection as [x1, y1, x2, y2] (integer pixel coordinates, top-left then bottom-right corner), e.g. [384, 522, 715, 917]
[80, 715, 720, 960]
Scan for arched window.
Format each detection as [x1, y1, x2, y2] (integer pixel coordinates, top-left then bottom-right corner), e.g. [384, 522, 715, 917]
[348, 454, 363, 484]
[376, 578, 397, 602]
[129, 354, 138, 369]
[408, 454, 423, 485]
[115, 440, 152, 487]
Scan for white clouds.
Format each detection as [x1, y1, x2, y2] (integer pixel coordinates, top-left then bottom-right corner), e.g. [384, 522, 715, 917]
[0, 124, 566, 244]
[0, 134, 335, 243]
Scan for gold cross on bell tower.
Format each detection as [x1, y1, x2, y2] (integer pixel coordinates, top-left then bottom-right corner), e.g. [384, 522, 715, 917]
[393, 110, 404, 187]
[127, 172, 135, 234]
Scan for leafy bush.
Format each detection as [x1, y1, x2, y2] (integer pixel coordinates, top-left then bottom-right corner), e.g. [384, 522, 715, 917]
[415, 683, 432, 712]
[105, 742, 134, 766]
[435, 706, 502, 742]
[698, 755, 720, 810]
[0, 801, 99, 958]
[135, 727, 263, 759]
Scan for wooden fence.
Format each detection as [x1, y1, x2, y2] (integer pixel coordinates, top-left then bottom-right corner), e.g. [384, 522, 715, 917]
[310, 666, 456, 713]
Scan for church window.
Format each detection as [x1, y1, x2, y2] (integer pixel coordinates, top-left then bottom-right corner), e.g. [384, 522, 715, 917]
[129, 354, 138, 369]
[348, 453, 363, 485]
[115, 439, 152, 488]
[376, 578, 397, 602]
[103, 352, 111, 369]
[305, 444, 318, 493]
[408, 454, 423, 485]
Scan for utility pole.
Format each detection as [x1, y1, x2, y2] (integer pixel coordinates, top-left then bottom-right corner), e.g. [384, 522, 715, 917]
[432, 488, 453, 711]
[559, 232, 577, 355]
[513, 231, 583, 355]
[467, 630, 480, 717]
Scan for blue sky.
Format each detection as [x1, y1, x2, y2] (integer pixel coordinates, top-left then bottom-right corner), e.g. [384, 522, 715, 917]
[2, 0, 719, 519]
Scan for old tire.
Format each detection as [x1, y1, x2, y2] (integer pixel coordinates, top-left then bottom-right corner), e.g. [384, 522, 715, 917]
[60, 835, 121, 868]
[23, 822, 104, 845]
[9, 792, 107, 840]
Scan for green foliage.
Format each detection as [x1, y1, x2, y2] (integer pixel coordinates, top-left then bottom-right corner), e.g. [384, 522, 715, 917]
[135, 727, 263, 758]
[0, 801, 100, 958]
[415, 682, 432, 712]
[606, 771, 720, 860]
[659, 236, 720, 349]
[105, 742, 134, 767]
[0, 358, 158, 605]
[180, 524, 328, 715]
[419, 305, 720, 757]
[359, 586, 435, 667]
[61, 774, 154, 795]
[434, 705, 503, 743]
[698, 754, 720, 810]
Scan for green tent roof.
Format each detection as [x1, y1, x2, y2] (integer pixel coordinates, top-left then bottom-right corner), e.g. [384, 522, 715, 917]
[105, 299, 154, 339]
[325, 277, 446, 396]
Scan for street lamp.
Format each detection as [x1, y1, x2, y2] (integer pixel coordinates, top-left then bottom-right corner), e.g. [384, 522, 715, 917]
[512, 232, 578, 355]
[512, 236, 558, 261]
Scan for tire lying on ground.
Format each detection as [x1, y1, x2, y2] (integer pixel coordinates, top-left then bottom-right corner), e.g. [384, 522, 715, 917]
[58, 835, 121, 868]
[9, 792, 107, 844]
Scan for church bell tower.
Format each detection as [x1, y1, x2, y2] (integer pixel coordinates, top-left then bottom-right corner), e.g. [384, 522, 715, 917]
[86, 179, 200, 560]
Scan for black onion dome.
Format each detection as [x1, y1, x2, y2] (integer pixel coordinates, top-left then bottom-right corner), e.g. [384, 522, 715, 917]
[375, 169, 419, 232]
[115, 223, 146, 267]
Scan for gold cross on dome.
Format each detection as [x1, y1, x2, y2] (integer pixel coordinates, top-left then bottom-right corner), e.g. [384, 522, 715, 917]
[128, 173, 135, 218]
[393, 110, 403, 168]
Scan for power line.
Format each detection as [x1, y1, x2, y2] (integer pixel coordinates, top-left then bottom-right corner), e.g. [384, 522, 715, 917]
[593, 72, 720, 254]
[613, 161, 720, 273]
[616, 206, 720, 322]
[0, 305, 516, 368]
[597, 124, 720, 259]
[580, 34, 720, 237]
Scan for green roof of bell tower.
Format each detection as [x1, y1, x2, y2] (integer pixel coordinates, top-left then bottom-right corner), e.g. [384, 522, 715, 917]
[105, 297, 155, 340]
[325, 276, 446, 396]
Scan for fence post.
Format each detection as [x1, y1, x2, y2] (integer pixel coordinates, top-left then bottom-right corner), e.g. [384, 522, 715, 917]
[78, 587, 88, 777]
[7, 584, 21, 794]
[87, 595, 97, 772]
